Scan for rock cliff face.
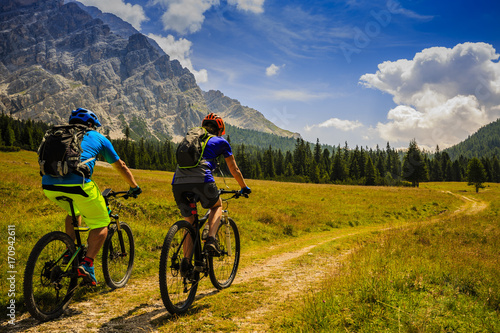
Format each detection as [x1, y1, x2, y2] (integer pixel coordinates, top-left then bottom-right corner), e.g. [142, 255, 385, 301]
[0, 0, 296, 141]
[0, 0, 205, 140]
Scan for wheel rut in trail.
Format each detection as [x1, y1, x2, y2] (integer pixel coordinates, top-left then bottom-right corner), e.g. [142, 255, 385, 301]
[3, 193, 487, 333]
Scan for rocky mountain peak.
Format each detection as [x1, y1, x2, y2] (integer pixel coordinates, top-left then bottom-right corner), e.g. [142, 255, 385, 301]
[0, 0, 297, 142]
[1, 0, 62, 12]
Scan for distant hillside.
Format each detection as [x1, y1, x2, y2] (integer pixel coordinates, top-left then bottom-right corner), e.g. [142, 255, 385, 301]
[225, 124, 300, 152]
[203, 90, 300, 139]
[445, 118, 500, 160]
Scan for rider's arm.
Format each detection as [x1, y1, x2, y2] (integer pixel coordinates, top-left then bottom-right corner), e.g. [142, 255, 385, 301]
[225, 155, 247, 189]
[112, 159, 138, 188]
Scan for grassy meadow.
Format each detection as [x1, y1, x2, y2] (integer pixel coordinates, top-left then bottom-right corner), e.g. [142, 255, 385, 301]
[0, 150, 497, 331]
[275, 183, 500, 332]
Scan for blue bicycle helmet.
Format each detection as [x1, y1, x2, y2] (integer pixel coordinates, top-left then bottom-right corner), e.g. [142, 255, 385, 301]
[68, 108, 102, 128]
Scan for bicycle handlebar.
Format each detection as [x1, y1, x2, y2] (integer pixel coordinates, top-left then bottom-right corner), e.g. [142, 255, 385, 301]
[102, 188, 131, 199]
[219, 189, 249, 199]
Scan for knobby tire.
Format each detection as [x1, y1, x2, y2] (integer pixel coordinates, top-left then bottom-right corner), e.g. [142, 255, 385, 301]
[102, 222, 135, 289]
[159, 220, 199, 314]
[23, 231, 78, 321]
[209, 217, 240, 289]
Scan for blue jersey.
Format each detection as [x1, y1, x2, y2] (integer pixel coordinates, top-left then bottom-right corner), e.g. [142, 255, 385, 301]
[172, 136, 233, 184]
[42, 130, 120, 185]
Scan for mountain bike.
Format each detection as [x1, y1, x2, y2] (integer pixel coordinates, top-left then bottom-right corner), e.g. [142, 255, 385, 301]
[159, 189, 245, 314]
[23, 188, 135, 321]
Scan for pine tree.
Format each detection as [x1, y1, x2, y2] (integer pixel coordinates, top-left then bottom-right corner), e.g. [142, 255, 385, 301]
[321, 148, 331, 174]
[481, 157, 493, 182]
[402, 139, 428, 187]
[284, 162, 294, 177]
[293, 139, 305, 176]
[331, 149, 347, 182]
[21, 122, 34, 150]
[275, 149, 284, 176]
[348, 146, 360, 180]
[263, 145, 276, 179]
[358, 146, 366, 179]
[314, 138, 321, 164]
[235, 144, 250, 178]
[375, 153, 385, 177]
[452, 160, 462, 182]
[492, 156, 500, 183]
[365, 156, 376, 185]
[4, 123, 15, 147]
[309, 161, 320, 183]
[467, 157, 487, 192]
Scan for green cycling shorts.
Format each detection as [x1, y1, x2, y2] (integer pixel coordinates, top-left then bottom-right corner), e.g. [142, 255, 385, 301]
[43, 181, 109, 229]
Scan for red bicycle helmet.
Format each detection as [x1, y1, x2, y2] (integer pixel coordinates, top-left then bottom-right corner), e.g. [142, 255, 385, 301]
[202, 113, 225, 135]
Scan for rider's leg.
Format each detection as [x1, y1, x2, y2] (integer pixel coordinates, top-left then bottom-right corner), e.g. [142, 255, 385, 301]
[183, 215, 195, 258]
[208, 197, 222, 238]
[78, 226, 107, 285]
[65, 214, 81, 241]
[86, 227, 108, 259]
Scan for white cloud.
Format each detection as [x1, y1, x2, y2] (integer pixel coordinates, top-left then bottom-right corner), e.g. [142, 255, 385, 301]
[269, 89, 331, 102]
[148, 33, 208, 83]
[305, 118, 363, 132]
[360, 42, 500, 148]
[228, 0, 264, 14]
[387, 0, 434, 21]
[77, 0, 148, 30]
[265, 63, 284, 76]
[152, 0, 264, 34]
[152, 0, 219, 34]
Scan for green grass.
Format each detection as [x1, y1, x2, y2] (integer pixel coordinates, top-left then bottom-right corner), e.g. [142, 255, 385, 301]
[274, 183, 500, 332]
[0, 150, 484, 327]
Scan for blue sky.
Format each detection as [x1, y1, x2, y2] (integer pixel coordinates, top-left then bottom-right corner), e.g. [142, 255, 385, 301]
[74, 0, 500, 150]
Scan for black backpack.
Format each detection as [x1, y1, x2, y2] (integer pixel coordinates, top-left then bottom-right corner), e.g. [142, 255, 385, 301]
[37, 124, 94, 178]
[176, 127, 214, 169]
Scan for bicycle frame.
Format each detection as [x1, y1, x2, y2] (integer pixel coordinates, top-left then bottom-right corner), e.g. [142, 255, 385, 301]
[185, 199, 209, 274]
[54, 196, 89, 273]
[54, 190, 129, 273]
[183, 190, 240, 273]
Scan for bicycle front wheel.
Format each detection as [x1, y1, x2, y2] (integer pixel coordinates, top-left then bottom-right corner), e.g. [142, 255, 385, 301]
[102, 222, 135, 289]
[209, 217, 240, 290]
[23, 231, 78, 321]
[159, 220, 199, 314]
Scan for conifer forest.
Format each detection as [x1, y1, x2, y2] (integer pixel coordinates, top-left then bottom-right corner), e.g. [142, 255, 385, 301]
[2, 113, 500, 187]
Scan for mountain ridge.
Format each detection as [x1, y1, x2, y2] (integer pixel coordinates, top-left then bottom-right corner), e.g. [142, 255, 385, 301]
[444, 118, 500, 160]
[0, 0, 299, 142]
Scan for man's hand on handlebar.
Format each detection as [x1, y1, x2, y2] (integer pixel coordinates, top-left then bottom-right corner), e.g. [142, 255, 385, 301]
[127, 185, 142, 198]
[240, 186, 251, 198]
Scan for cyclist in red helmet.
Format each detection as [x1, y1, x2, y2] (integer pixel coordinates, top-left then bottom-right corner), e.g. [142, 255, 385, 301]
[172, 113, 251, 257]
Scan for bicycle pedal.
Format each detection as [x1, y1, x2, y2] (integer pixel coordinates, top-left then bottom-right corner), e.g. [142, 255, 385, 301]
[207, 250, 221, 257]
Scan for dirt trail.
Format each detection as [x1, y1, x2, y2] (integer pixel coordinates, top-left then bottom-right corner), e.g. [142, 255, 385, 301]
[3, 193, 486, 332]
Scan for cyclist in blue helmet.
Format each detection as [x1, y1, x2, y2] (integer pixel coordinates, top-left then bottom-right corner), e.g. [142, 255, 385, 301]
[42, 108, 142, 286]
[69, 107, 102, 128]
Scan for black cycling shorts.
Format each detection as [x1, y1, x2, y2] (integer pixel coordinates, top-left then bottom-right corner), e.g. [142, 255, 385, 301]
[172, 183, 219, 217]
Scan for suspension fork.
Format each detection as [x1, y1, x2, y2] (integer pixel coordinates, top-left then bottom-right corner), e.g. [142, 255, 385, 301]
[222, 210, 232, 256]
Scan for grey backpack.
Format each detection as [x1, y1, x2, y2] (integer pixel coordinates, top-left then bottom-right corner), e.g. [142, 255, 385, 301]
[176, 127, 214, 168]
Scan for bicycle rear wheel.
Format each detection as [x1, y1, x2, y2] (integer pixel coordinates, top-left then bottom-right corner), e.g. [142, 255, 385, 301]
[209, 217, 240, 290]
[102, 222, 135, 289]
[159, 220, 199, 314]
[23, 231, 78, 321]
